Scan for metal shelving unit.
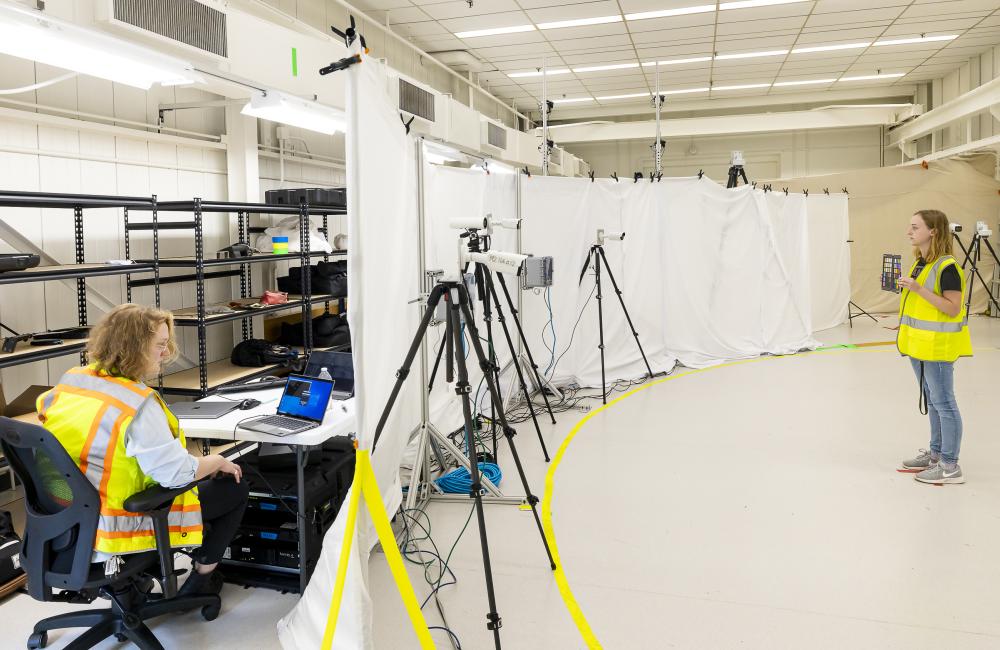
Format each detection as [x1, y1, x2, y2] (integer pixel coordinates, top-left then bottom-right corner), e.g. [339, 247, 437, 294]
[126, 199, 346, 397]
[0, 191, 157, 370]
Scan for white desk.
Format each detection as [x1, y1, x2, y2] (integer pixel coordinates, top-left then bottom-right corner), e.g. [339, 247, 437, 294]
[177, 387, 357, 593]
[178, 387, 358, 445]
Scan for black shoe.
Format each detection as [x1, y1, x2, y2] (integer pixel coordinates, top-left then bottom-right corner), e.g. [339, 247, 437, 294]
[176, 569, 224, 598]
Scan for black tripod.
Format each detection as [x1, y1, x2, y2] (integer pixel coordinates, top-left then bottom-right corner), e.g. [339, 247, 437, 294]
[578, 237, 653, 404]
[954, 231, 1000, 315]
[371, 281, 556, 650]
[726, 164, 748, 189]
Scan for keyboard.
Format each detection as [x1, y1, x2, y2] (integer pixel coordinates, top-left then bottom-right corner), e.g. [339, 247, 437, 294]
[255, 415, 311, 430]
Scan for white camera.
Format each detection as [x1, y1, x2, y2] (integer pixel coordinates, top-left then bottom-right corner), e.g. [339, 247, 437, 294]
[949, 223, 963, 234]
[976, 220, 993, 238]
[731, 150, 745, 166]
[462, 249, 527, 275]
[489, 217, 522, 230]
[449, 217, 488, 231]
[597, 229, 625, 244]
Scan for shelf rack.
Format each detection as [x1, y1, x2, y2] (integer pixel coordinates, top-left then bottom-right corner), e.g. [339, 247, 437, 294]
[126, 199, 347, 397]
[0, 190, 157, 370]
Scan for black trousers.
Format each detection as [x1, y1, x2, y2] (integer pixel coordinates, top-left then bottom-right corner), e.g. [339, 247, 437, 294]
[191, 476, 249, 565]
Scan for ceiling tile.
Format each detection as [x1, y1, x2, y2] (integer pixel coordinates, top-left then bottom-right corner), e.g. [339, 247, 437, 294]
[392, 21, 448, 38]
[812, 0, 907, 13]
[554, 34, 635, 51]
[624, 13, 717, 33]
[420, 0, 525, 21]
[538, 22, 630, 40]
[806, 7, 904, 27]
[631, 25, 715, 45]
[902, 0, 999, 17]
[525, 0, 621, 24]
[716, 16, 807, 37]
[716, 2, 813, 23]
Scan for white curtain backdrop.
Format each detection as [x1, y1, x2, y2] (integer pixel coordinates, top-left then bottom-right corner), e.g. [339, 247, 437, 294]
[278, 52, 420, 649]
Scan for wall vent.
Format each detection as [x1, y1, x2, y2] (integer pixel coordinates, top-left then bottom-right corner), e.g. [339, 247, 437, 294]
[113, 0, 227, 58]
[399, 78, 436, 122]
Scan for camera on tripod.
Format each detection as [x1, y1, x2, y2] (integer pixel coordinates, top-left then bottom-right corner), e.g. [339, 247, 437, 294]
[950, 223, 963, 234]
[976, 220, 993, 238]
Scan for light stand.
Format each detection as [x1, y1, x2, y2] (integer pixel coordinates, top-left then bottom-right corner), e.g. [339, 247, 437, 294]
[726, 150, 749, 189]
[370, 281, 557, 650]
[845, 238, 877, 327]
[954, 222, 1000, 315]
[578, 229, 653, 404]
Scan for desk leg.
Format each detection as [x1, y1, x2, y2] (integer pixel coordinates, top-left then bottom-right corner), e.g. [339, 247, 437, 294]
[297, 445, 307, 594]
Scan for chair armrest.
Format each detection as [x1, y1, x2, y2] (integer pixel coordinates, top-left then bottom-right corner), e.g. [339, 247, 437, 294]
[122, 481, 200, 599]
[123, 482, 197, 514]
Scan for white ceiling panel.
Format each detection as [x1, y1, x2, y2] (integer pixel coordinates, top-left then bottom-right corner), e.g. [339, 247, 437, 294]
[378, 0, 1000, 113]
[419, 0, 524, 21]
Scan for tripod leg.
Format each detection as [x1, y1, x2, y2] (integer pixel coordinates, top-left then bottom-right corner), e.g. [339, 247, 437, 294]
[371, 284, 446, 452]
[428, 332, 446, 393]
[494, 273, 557, 424]
[594, 247, 608, 404]
[597, 247, 654, 379]
[978, 237, 1000, 314]
[484, 271, 551, 462]
[966, 240, 1000, 315]
[457, 284, 557, 571]
[447, 291, 503, 650]
[479, 268, 500, 461]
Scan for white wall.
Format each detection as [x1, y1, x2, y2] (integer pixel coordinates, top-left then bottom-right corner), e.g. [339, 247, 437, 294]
[565, 126, 883, 183]
[0, 55, 232, 396]
[935, 45, 1000, 150]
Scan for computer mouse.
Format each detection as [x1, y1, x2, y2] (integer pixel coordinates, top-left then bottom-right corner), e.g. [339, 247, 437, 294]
[238, 398, 261, 410]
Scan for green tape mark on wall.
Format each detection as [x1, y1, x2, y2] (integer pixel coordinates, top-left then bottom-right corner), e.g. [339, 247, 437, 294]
[292, 47, 298, 77]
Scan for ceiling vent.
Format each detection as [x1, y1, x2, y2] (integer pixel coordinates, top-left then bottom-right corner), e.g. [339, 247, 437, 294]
[111, 0, 227, 58]
[399, 78, 436, 123]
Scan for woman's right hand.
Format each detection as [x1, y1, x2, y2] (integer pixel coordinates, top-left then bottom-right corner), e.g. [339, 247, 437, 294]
[215, 457, 243, 483]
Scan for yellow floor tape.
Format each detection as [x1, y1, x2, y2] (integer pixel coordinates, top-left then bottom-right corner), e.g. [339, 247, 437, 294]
[321, 448, 435, 649]
[539, 343, 967, 648]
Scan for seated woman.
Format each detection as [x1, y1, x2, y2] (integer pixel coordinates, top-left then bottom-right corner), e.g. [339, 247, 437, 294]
[37, 304, 248, 597]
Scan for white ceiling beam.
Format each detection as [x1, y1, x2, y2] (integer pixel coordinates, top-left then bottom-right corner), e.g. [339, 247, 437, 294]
[547, 105, 921, 144]
[529, 85, 918, 121]
[898, 133, 1000, 166]
[888, 75, 1000, 146]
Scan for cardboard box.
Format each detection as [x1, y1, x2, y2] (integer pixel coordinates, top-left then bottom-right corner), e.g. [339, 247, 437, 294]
[0, 385, 50, 424]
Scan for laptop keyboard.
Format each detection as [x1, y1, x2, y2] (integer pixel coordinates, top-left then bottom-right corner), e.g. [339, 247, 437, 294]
[256, 415, 310, 430]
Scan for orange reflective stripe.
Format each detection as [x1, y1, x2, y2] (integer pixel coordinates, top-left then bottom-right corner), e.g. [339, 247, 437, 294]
[51, 384, 136, 418]
[78, 403, 111, 476]
[97, 411, 130, 500]
[100, 503, 201, 517]
[76, 367, 153, 399]
[95, 525, 203, 540]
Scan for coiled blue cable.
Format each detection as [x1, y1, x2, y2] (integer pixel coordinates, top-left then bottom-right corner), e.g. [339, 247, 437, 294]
[435, 463, 502, 494]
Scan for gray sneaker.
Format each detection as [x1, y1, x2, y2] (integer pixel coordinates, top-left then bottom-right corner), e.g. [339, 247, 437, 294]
[899, 449, 939, 473]
[915, 464, 964, 485]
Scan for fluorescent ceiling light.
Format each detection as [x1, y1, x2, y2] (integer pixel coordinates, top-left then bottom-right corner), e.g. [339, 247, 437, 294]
[772, 78, 836, 86]
[552, 97, 595, 104]
[712, 83, 771, 91]
[838, 73, 905, 82]
[663, 87, 711, 95]
[720, 0, 810, 9]
[574, 63, 640, 73]
[0, 2, 201, 90]
[625, 4, 715, 21]
[241, 91, 345, 135]
[874, 35, 957, 47]
[456, 24, 535, 38]
[507, 69, 571, 78]
[791, 42, 872, 54]
[643, 56, 714, 66]
[597, 92, 650, 100]
[715, 49, 788, 60]
[538, 15, 622, 29]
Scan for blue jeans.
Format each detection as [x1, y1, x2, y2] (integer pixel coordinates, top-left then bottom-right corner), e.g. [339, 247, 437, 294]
[909, 358, 963, 464]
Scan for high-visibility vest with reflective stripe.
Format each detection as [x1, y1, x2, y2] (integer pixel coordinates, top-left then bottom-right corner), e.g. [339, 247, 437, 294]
[896, 255, 973, 362]
[37, 365, 203, 556]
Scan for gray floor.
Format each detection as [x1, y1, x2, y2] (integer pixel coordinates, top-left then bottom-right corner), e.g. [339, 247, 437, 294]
[4, 315, 1000, 649]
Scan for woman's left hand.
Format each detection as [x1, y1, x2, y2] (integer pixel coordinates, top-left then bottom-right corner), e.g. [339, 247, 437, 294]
[897, 276, 920, 293]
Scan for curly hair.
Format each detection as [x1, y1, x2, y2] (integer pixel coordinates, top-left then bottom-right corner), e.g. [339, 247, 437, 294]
[913, 209, 954, 263]
[87, 304, 178, 381]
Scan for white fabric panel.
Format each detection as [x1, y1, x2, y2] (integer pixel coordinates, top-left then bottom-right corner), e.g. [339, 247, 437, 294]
[422, 164, 520, 436]
[520, 177, 825, 378]
[278, 54, 420, 649]
[806, 195, 851, 330]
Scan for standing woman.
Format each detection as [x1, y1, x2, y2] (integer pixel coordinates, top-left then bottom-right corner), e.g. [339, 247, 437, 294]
[897, 210, 973, 484]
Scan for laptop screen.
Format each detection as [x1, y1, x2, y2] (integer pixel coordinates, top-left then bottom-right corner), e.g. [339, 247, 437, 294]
[304, 350, 354, 395]
[277, 375, 334, 423]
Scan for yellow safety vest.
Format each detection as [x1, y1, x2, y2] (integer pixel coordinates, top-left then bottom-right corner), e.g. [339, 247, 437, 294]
[36, 365, 202, 556]
[897, 255, 973, 362]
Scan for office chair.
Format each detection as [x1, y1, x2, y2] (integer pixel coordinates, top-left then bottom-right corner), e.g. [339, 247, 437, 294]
[0, 416, 221, 650]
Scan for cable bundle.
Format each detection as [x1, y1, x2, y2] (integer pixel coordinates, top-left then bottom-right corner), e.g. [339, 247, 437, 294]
[435, 463, 502, 494]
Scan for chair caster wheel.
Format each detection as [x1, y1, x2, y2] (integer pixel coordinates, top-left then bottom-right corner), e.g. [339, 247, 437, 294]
[202, 604, 220, 621]
[27, 632, 47, 649]
[115, 632, 128, 642]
